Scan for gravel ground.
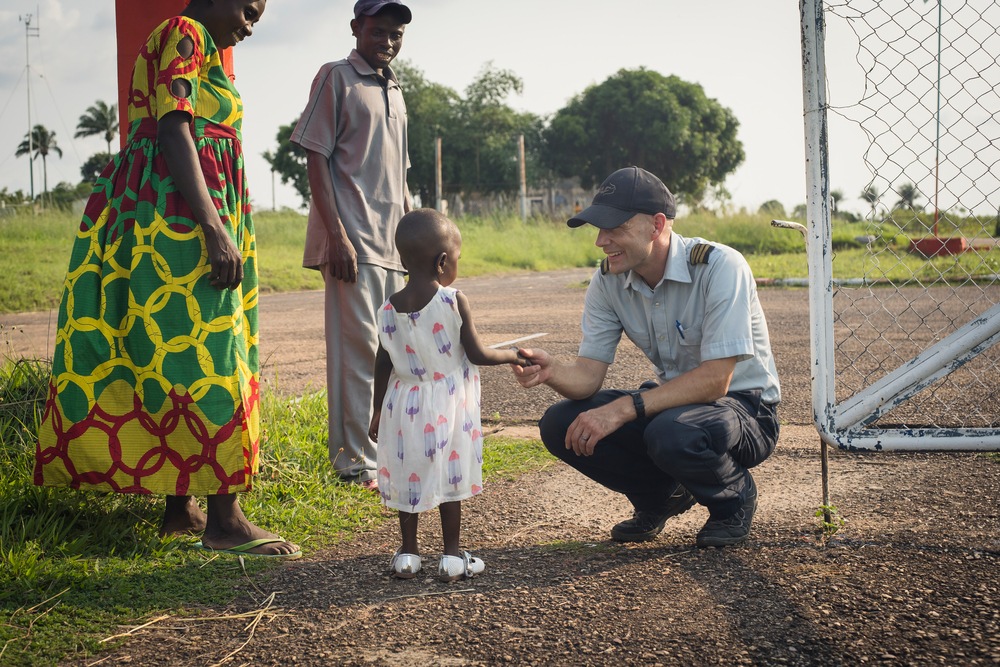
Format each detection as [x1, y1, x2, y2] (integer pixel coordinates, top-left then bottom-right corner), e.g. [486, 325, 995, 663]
[3, 269, 998, 666]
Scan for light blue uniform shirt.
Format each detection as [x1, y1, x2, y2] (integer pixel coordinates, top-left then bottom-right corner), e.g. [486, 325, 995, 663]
[579, 232, 781, 405]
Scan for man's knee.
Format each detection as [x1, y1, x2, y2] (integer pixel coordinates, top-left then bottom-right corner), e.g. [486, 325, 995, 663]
[538, 400, 582, 458]
[643, 413, 711, 471]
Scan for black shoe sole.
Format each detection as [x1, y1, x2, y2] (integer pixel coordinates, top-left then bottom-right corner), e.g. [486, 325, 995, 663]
[610, 526, 664, 543]
[696, 479, 757, 548]
[696, 532, 750, 548]
[610, 491, 697, 542]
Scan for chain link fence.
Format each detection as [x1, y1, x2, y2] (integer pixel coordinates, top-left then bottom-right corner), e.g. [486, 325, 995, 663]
[804, 0, 1000, 444]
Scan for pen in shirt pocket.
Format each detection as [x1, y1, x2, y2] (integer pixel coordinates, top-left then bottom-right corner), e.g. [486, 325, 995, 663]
[675, 320, 686, 339]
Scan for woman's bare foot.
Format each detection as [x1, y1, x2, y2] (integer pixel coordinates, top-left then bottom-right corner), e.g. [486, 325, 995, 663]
[159, 495, 208, 537]
[200, 494, 300, 557]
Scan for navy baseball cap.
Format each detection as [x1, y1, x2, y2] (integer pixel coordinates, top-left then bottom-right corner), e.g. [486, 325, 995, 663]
[354, 0, 412, 23]
[568, 166, 677, 229]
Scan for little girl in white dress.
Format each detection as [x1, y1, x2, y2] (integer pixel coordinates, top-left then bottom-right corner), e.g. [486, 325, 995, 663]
[369, 209, 526, 582]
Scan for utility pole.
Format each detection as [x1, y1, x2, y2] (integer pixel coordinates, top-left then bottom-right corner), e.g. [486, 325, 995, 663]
[20, 14, 39, 206]
[434, 137, 443, 213]
[518, 134, 527, 220]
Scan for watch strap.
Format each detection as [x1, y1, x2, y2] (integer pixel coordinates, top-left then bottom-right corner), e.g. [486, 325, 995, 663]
[632, 391, 646, 421]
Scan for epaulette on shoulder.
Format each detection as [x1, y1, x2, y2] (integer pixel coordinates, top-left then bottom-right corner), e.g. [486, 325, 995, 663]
[689, 243, 715, 265]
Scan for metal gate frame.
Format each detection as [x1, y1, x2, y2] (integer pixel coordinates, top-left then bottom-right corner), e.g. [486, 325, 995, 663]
[798, 0, 1000, 451]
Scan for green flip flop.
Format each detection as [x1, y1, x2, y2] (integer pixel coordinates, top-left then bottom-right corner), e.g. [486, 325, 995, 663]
[194, 537, 302, 560]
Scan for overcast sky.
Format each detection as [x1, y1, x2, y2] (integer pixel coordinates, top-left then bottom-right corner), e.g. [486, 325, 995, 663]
[0, 0, 986, 218]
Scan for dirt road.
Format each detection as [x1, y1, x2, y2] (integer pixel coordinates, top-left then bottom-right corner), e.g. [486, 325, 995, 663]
[3, 270, 998, 666]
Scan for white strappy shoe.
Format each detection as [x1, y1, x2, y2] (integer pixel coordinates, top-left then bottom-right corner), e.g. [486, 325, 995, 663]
[389, 549, 422, 579]
[438, 551, 485, 582]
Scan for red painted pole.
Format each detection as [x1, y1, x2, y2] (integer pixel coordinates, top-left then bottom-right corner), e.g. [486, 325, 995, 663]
[114, 0, 234, 149]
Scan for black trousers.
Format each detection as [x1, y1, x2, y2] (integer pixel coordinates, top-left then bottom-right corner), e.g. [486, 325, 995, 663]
[539, 388, 779, 518]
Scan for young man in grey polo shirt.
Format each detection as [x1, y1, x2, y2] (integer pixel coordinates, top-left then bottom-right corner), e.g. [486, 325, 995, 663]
[290, 0, 412, 489]
[513, 166, 781, 547]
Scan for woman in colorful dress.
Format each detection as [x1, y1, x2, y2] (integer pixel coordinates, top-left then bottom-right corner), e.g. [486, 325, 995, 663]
[35, 0, 299, 558]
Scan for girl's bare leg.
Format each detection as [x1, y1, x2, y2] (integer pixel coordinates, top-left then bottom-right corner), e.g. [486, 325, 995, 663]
[399, 510, 419, 554]
[440, 501, 461, 557]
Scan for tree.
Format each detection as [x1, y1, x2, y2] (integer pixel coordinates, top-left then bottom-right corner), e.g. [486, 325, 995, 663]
[393, 60, 461, 203]
[263, 120, 309, 207]
[449, 62, 544, 196]
[542, 68, 744, 202]
[16, 124, 63, 200]
[895, 182, 920, 210]
[830, 188, 843, 215]
[48, 181, 94, 210]
[861, 184, 879, 220]
[0, 187, 28, 207]
[758, 199, 786, 218]
[81, 152, 113, 183]
[75, 100, 119, 155]
[395, 60, 544, 203]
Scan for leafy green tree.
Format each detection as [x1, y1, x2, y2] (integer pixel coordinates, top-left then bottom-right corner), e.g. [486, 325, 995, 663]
[396, 61, 546, 203]
[16, 124, 63, 199]
[895, 182, 920, 210]
[80, 152, 113, 183]
[0, 187, 28, 207]
[393, 60, 461, 203]
[262, 120, 309, 207]
[74, 100, 119, 155]
[542, 68, 744, 201]
[758, 199, 786, 218]
[830, 188, 843, 215]
[48, 181, 94, 210]
[444, 62, 544, 197]
[861, 184, 879, 220]
[264, 62, 544, 209]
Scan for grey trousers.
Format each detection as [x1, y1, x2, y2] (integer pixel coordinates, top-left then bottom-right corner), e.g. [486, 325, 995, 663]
[538, 388, 779, 518]
[323, 263, 405, 481]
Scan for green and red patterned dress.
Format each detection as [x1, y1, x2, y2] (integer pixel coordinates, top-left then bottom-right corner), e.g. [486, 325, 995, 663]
[35, 16, 260, 496]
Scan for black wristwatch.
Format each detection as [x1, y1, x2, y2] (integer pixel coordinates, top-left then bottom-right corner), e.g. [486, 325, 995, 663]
[631, 391, 646, 421]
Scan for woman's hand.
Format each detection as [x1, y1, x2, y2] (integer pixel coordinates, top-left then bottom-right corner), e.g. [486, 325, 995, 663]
[157, 110, 244, 291]
[202, 221, 244, 290]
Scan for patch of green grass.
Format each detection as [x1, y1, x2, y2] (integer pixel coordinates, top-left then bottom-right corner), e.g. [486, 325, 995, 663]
[0, 362, 551, 666]
[253, 210, 325, 294]
[7, 208, 999, 315]
[0, 211, 79, 313]
[458, 215, 603, 275]
[481, 435, 554, 481]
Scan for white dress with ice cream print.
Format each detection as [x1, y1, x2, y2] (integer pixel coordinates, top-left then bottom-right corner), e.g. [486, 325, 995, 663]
[375, 286, 484, 513]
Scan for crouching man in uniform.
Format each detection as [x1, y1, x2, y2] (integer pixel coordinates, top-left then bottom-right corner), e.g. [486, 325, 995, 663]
[513, 166, 781, 547]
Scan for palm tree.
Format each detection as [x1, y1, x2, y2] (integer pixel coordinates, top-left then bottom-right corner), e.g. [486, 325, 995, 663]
[16, 125, 63, 200]
[830, 188, 843, 215]
[74, 100, 119, 155]
[895, 182, 920, 211]
[861, 184, 879, 221]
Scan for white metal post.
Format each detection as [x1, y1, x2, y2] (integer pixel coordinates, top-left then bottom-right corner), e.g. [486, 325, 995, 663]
[800, 0, 838, 444]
